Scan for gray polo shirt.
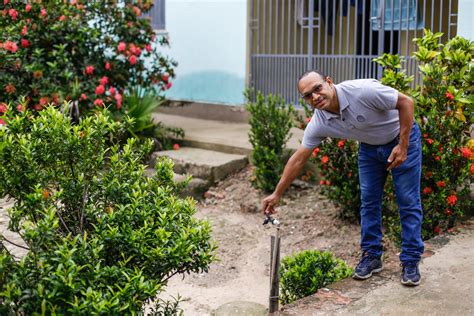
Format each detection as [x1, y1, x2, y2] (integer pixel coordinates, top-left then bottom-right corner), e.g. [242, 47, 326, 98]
[302, 79, 399, 149]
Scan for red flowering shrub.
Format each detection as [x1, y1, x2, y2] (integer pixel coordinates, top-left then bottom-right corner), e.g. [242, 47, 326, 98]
[0, 1, 175, 116]
[297, 31, 473, 239]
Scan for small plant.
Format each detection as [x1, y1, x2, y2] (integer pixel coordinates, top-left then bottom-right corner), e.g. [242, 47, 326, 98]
[0, 106, 215, 314]
[279, 250, 352, 305]
[245, 90, 297, 192]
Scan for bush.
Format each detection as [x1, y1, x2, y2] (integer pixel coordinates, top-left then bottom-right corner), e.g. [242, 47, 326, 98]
[279, 250, 352, 305]
[376, 30, 473, 239]
[118, 86, 184, 150]
[0, 106, 216, 314]
[0, 1, 176, 115]
[245, 90, 297, 192]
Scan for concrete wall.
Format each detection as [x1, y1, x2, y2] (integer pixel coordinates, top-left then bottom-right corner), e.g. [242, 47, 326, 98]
[162, 0, 247, 105]
[458, 0, 474, 40]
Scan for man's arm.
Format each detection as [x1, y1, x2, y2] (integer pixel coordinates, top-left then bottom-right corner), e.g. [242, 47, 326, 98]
[261, 145, 313, 214]
[387, 92, 414, 170]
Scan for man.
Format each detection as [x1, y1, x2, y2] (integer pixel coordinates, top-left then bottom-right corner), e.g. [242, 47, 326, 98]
[261, 70, 423, 286]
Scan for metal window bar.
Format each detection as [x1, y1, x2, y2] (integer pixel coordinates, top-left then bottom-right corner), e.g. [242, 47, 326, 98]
[249, 0, 458, 105]
[141, 0, 165, 30]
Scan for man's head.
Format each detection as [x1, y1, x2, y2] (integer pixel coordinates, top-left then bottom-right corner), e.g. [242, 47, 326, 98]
[298, 70, 338, 113]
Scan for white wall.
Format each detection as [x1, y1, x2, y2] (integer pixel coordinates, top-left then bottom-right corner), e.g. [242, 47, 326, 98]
[162, 0, 247, 105]
[458, 0, 474, 40]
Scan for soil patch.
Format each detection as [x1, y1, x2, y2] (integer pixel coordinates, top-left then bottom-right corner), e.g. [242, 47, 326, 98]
[161, 166, 400, 315]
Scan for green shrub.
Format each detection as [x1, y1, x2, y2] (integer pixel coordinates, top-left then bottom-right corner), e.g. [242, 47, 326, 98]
[245, 90, 297, 192]
[0, 1, 176, 115]
[0, 106, 216, 314]
[117, 86, 184, 150]
[376, 30, 473, 239]
[280, 250, 352, 305]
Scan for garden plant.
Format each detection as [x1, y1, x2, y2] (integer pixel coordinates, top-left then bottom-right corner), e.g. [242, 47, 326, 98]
[0, 0, 175, 117]
[245, 90, 297, 192]
[279, 250, 352, 305]
[0, 106, 216, 314]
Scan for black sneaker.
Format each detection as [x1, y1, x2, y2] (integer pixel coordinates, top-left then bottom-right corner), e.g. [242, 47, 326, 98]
[353, 253, 383, 279]
[401, 261, 421, 286]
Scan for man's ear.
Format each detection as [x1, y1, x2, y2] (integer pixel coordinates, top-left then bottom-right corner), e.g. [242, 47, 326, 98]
[326, 77, 333, 85]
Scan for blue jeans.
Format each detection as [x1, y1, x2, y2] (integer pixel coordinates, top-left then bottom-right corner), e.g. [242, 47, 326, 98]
[358, 122, 424, 263]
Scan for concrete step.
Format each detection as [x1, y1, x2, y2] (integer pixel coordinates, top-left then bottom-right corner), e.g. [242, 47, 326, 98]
[149, 147, 248, 184]
[152, 113, 304, 155]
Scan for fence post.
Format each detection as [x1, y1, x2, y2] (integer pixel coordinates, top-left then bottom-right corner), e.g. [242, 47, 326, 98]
[269, 226, 281, 314]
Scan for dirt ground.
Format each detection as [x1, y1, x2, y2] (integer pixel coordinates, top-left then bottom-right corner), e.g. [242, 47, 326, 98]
[161, 166, 400, 315]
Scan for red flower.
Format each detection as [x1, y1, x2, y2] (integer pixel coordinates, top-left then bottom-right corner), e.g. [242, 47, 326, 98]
[319, 180, 325, 185]
[21, 39, 29, 48]
[447, 194, 457, 206]
[461, 147, 472, 159]
[166, 82, 172, 89]
[162, 72, 169, 82]
[109, 86, 116, 95]
[128, 55, 137, 65]
[118, 42, 126, 52]
[338, 140, 345, 148]
[426, 138, 433, 145]
[114, 93, 122, 109]
[0, 103, 7, 113]
[436, 181, 446, 188]
[81, 93, 87, 100]
[94, 99, 104, 107]
[105, 62, 111, 70]
[445, 91, 454, 101]
[145, 43, 152, 52]
[325, 180, 330, 186]
[21, 25, 28, 36]
[5, 84, 16, 94]
[423, 133, 428, 138]
[422, 187, 432, 195]
[25, 4, 32, 13]
[8, 9, 18, 20]
[348, 172, 352, 178]
[0, 118, 5, 126]
[445, 209, 453, 216]
[39, 97, 49, 106]
[95, 85, 105, 95]
[453, 148, 459, 155]
[470, 164, 474, 175]
[4, 41, 18, 53]
[132, 6, 141, 16]
[312, 147, 320, 157]
[85, 65, 94, 75]
[40, 8, 46, 17]
[321, 155, 329, 164]
[173, 143, 180, 150]
[435, 156, 441, 161]
[59, 15, 66, 22]
[425, 171, 433, 178]
[99, 76, 109, 86]
[434, 226, 441, 234]
[16, 104, 24, 112]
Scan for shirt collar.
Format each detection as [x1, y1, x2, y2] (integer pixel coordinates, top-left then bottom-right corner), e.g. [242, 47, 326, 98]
[320, 84, 349, 120]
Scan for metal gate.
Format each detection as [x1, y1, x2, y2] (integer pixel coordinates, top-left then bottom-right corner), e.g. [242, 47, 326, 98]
[249, 0, 458, 104]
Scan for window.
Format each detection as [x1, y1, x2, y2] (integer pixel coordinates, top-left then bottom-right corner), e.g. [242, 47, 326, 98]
[142, 0, 166, 31]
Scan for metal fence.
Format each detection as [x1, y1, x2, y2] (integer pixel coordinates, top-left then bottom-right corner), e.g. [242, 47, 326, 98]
[249, 0, 459, 104]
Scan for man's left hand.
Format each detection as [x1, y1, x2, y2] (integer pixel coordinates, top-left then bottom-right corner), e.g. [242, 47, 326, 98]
[387, 144, 407, 170]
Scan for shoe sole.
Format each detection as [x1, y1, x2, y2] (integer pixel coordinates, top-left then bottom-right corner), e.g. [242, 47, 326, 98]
[352, 267, 383, 280]
[401, 278, 421, 286]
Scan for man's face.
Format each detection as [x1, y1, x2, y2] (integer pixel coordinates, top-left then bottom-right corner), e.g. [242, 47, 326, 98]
[298, 72, 334, 111]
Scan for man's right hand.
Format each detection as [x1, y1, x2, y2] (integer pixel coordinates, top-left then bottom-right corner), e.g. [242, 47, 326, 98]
[262, 193, 281, 215]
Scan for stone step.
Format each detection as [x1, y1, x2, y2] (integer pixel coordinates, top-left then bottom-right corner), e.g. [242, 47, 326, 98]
[149, 147, 248, 184]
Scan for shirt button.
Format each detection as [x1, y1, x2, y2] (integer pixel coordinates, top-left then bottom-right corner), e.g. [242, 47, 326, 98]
[342, 118, 345, 121]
